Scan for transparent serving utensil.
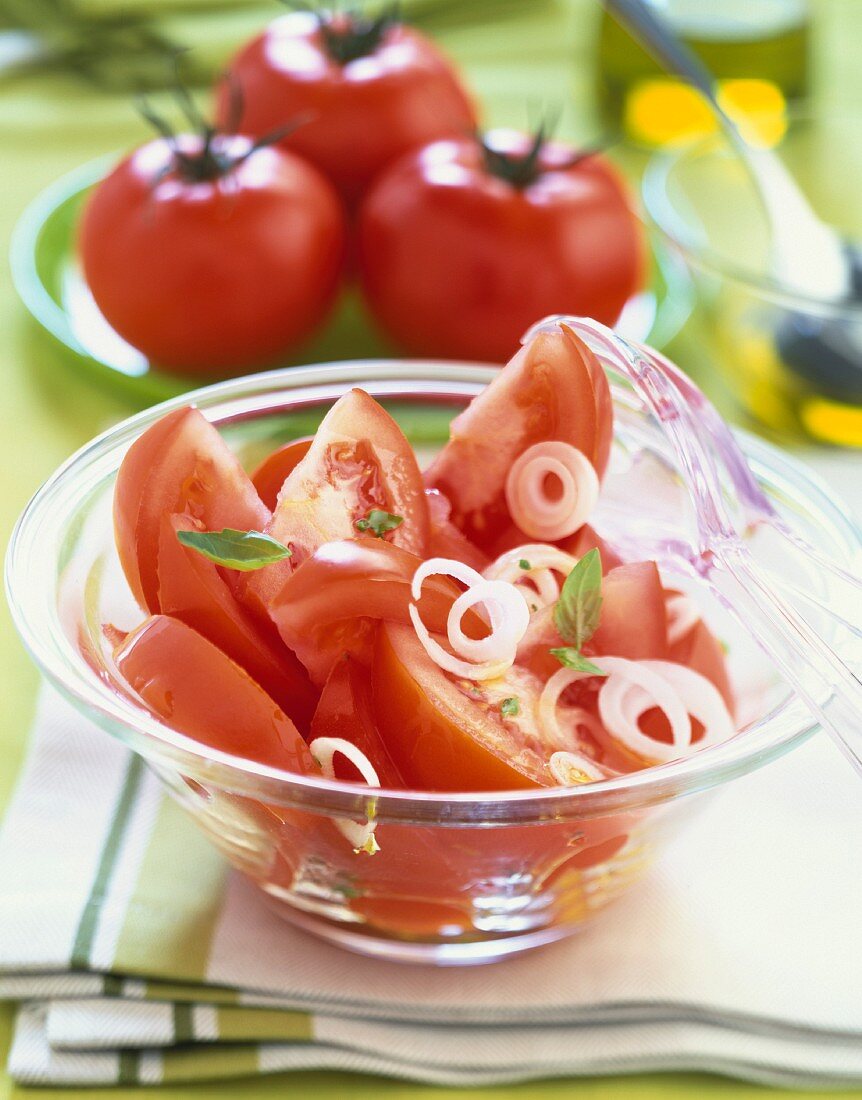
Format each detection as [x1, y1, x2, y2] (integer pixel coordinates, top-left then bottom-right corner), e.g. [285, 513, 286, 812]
[526, 316, 862, 776]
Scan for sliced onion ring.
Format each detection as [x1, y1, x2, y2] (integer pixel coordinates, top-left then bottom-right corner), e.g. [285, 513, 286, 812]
[484, 544, 579, 610]
[505, 441, 599, 541]
[409, 558, 530, 681]
[310, 737, 381, 854]
[549, 750, 606, 786]
[539, 666, 597, 750]
[638, 661, 734, 749]
[598, 656, 692, 759]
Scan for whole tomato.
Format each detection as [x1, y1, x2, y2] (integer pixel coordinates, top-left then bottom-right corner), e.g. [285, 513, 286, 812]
[79, 132, 347, 374]
[217, 9, 476, 205]
[357, 128, 646, 362]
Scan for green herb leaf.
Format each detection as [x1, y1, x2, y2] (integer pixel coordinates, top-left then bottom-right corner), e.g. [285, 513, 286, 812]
[501, 697, 520, 717]
[355, 510, 403, 539]
[550, 648, 608, 677]
[553, 548, 603, 649]
[518, 559, 531, 570]
[176, 528, 291, 571]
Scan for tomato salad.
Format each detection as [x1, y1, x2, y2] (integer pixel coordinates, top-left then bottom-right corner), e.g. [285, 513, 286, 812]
[111, 324, 735, 854]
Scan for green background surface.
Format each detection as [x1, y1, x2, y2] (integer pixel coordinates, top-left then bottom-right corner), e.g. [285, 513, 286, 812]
[1, 1, 860, 1097]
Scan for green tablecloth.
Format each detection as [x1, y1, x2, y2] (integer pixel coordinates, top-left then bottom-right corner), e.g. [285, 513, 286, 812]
[1, 2, 860, 1097]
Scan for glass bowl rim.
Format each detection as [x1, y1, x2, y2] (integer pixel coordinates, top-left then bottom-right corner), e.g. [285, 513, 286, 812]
[641, 107, 862, 320]
[7, 359, 859, 827]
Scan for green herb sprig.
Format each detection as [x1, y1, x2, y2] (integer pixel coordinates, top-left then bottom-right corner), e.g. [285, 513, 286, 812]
[550, 549, 607, 677]
[355, 510, 403, 539]
[176, 528, 291, 570]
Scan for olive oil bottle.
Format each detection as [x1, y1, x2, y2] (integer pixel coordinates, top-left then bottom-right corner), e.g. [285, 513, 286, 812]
[598, 0, 811, 146]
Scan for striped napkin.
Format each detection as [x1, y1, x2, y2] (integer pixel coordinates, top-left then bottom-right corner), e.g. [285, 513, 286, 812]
[1, 687, 861, 1089]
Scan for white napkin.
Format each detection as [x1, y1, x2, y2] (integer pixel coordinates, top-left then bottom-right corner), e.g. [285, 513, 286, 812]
[0, 686, 860, 1087]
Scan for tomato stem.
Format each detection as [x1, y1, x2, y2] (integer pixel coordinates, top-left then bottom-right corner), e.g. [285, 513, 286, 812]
[283, 2, 400, 65]
[137, 70, 308, 185]
[478, 121, 607, 190]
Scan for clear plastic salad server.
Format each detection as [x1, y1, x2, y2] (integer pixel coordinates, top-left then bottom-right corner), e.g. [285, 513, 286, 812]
[525, 316, 862, 777]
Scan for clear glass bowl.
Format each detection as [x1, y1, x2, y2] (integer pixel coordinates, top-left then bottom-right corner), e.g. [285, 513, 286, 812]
[643, 110, 862, 445]
[7, 357, 861, 965]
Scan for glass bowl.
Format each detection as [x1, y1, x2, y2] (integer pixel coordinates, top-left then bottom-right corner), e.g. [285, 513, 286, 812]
[7, 356, 861, 966]
[642, 110, 862, 445]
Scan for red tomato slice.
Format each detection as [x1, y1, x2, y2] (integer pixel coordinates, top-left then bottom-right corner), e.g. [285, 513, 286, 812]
[115, 615, 318, 774]
[157, 514, 317, 733]
[558, 523, 624, 573]
[425, 488, 489, 571]
[266, 539, 480, 685]
[588, 561, 668, 661]
[251, 437, 313, 511]
[310, 655, 405, 788]
[244, 389, 430, 613]
[670, 619, 735, 715]
[114, 407, 269, 613]
[516, 560, 667, 673]
[373, 622, 553, 791]
[424, 326, 611, 552]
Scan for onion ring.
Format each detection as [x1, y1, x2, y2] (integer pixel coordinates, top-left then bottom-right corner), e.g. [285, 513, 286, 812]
[310, 737, 381, 853]
[505, 441, 599, 540]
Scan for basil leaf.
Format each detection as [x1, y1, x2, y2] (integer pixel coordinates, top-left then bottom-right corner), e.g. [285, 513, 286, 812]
[550, 648, 607, 677]
[518, 559, 531, 570]
[500, 697, 520, 717]
[176, 528, 291, 571]
[355, 510, 403, 538]
[553, 548, 603, 649]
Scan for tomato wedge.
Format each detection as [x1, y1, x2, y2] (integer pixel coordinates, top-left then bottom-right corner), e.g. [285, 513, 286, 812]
[115, 615, 318, 773]
[558, 523, 624, 573]
[516, 560, 668, 674]
[670, 619, 735, 714]
[251, 437, 313, 511]
[157, 514, 317, 732]
[115, 407, 269, 612]
[373, 623, 552, 791]
[424, 325, 612, 552]
[310, 655, 405, 788]
[266, 539, 481, 685]
[588, 561, 668, 661]
[425, 488, 489, 571]
[244, 389, 430, 612]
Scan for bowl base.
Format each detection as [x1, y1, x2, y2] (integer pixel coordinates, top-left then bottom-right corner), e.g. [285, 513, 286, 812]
[263, 896, 581, 966]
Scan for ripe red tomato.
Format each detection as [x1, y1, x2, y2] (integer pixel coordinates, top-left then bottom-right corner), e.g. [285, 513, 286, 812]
[114, 406, 270, 612]
[218, 10, 475, 205]
[357, 129, 645, 361]
[425, 326, 612, 552]
[115, 615, 318, 774]
[79, 134, 347, 373]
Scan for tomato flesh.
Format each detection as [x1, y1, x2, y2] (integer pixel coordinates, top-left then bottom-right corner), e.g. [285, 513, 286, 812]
[373, 623, 552, 791]
[157, 513, 317, 733]
[251, 438, 313, 511]
[311, 655, 405, 788]
[114, 406, 269, 613]
[266, 539, 480, 686]
[243, 389, 429, 613]
[115, 615, 318, 774]
[424, 326, 611, 552]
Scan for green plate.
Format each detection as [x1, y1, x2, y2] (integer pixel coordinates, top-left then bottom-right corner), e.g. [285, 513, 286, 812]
[11, 156, 696, 407]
